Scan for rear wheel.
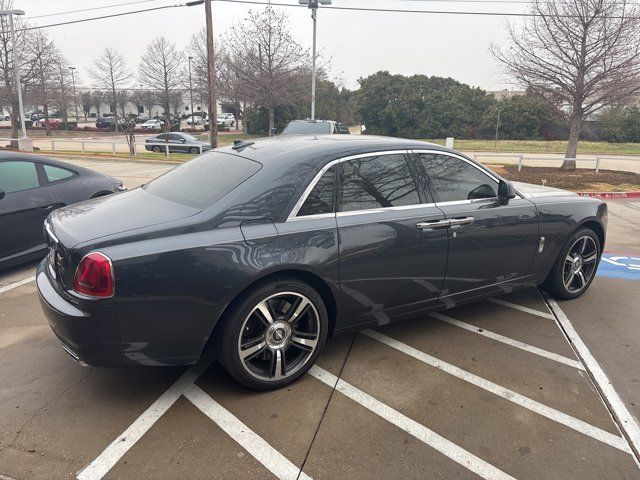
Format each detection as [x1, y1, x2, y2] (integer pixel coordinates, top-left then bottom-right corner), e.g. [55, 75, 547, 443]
[542, 228, 600, 299]
[218, 278, 328, 390]
[152, 146, 161, 153]
[189, 147, 199, 154]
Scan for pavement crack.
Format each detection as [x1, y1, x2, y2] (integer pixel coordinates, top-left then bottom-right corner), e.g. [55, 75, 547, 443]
[296, 333, 358, 480]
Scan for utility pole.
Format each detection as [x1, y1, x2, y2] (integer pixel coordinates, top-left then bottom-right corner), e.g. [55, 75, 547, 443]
[300, 0, 331, 121]
[1, 9, 28, 148]
[204, 0, 217, 147]
[68, 66, 79, 125]
[188, 56, 194, 122]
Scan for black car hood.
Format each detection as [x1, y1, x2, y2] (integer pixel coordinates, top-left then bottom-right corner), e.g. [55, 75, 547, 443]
[50, 188, 200, 248]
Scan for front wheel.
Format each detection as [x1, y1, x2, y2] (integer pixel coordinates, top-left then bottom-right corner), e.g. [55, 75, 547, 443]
[542, 228, 601, 299]
[218, 278, 328, 390]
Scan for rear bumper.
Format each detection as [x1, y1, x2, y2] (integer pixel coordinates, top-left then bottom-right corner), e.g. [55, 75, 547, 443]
[36, 260, 203, 367]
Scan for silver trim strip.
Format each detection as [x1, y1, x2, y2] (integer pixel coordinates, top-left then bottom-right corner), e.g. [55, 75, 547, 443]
[286, 150, 411, 221]
[336, 202, 437, 217]
[45, 221, 59, 244]
[410, 149, 500, 183]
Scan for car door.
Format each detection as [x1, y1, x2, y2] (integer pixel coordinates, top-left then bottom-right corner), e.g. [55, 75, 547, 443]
[0, 159, 56, 263]
[413, 150, 539, 305]
[334, 151, 449, 329]
[168, 134, 186, 152]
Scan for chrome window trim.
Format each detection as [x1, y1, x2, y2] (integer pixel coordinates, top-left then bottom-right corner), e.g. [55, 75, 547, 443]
[286, 149, 412, 221]
[336, 202, 436, 217]
[434, 197, 498, 207]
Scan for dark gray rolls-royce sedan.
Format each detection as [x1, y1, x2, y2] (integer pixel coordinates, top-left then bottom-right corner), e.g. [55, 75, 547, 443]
[37, 135, 607, 389]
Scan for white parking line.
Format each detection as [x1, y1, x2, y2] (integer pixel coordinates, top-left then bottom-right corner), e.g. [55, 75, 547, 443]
[76, 366, 204, 480]
[431, 312, 585, 370]
[362, 329, 631, 453]
[546, 296, 640, 460]
[184, 384, 311, 480]
[487, 298, 555, 319]
[77, 356, 310, 480]
[309, 366, 517, 480]
[0, 276, 36, 294]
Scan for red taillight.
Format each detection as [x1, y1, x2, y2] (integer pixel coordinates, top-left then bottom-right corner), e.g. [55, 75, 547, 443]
[72, 252, 114, 298]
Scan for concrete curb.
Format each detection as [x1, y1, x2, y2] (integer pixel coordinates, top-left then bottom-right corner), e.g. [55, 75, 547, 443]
[577, 191, 640, 199]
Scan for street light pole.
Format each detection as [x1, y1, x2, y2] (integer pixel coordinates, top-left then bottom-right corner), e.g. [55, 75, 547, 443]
[1, 9, 27, 140]
[300, 0, 330, 121]
[188, 56, 194, 121]
[69, 66, 79, 124]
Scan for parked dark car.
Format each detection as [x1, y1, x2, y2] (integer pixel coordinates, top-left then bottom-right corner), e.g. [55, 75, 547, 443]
[282, 119, 349, 135]
[37, 136, 606, 390]
[1, 153, 124, 269]
[95, 117, 116, 129]
[144, 132, 211, 154]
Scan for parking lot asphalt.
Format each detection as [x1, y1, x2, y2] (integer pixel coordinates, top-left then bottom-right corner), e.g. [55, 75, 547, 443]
[1, 159, 639, 480]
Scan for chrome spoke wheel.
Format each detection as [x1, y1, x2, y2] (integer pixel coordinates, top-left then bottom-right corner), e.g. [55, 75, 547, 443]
[562, 235, 599, 293]
[238, 292, 320, 382]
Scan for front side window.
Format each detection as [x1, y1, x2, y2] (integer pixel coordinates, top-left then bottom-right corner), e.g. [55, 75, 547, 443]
[44, 164, 74, 183]
[338, 154, 420, 212]
[297, 167, 336, 217]
[0, 161, 39, 193]
[418, 153, 498, 203]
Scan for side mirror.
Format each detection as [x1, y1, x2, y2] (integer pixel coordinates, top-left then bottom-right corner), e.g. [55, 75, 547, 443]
[498, 179, 517, 205]
[0, 188, 4, 200]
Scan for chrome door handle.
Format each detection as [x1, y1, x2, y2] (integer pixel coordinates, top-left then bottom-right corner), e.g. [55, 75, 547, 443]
[416, 219, 451, 230]
[449, 216, 474, 228]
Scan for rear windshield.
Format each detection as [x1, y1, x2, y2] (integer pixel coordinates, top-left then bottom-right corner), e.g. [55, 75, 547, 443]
[143, 152, 261, 209]
[283, 122, 332, 135]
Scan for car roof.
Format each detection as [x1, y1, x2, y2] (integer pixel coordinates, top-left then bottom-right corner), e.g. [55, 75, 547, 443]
[218, 134, 448, 169]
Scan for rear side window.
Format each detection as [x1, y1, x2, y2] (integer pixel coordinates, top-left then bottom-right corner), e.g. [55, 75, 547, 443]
[143, 153, 261, 209]
[0, 161, 39, 193]
[338, 154, 420, 212]
[297, 167, 336, 217]
[44, 164, 74, 182]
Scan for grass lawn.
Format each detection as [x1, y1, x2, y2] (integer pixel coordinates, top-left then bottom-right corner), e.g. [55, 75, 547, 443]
[424, 139, 640, 156]
[489, 165, 640, 192]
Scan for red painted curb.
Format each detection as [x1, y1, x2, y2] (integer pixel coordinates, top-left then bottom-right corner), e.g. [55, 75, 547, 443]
[577, 191, 640, 199]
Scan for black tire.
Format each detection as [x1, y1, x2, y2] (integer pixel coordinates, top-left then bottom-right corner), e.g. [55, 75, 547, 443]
[218, 277, 328, 390]
[189, 147, 199, 154]
[542, 227, 601, 300]
[152, 146, 161, 153]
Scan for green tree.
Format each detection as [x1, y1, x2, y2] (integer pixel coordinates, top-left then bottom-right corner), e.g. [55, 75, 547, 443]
[480, 91, 566, 140]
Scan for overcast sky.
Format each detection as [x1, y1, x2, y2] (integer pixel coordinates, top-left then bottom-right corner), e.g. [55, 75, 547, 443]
[17, 0, 527, 92]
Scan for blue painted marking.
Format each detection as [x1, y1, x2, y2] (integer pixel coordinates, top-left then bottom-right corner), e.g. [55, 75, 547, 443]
[597, 254, 640, 281]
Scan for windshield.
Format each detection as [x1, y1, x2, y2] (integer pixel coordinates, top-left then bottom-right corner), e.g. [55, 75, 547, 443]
[182, 133, 198, 141]
[283, 122, 332, 135]
[143, 152, 261, 209]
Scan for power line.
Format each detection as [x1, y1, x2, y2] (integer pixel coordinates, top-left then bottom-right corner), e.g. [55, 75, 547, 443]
[27, 0, 165, 19]
[20, 2, 199, 32]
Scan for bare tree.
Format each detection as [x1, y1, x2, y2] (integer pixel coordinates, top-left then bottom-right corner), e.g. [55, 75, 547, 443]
[54, 57, 73, 131]
[88, 48, 133, 130]
[115, 89, 130, 118]
[90, 89, 106, 119]
[139, 36, 183, 132]
[25, 29, 60, 136]
[79, 90, 92, 121]
[493, 0, 640, 169]
[130, 88, 155, 117]
[224, 7, 309, 132]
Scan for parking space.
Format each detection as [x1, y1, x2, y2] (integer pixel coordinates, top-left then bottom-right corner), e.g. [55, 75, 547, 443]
[1, 160, 639, 480]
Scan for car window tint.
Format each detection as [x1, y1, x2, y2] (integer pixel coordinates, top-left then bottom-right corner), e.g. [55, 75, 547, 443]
[338, 154, 420, 212]
[143, 152, 261, 209]
[0, 161, 39, 193]
[418, 153, 497, 202]
[298, 167, 336, 217]
[44, 164, 74, 182]
[168, 134, 182, 142]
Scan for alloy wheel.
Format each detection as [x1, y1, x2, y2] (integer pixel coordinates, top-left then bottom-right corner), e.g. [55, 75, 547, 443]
[563, 235, 599, 293]
[237, 292, 320, 382]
